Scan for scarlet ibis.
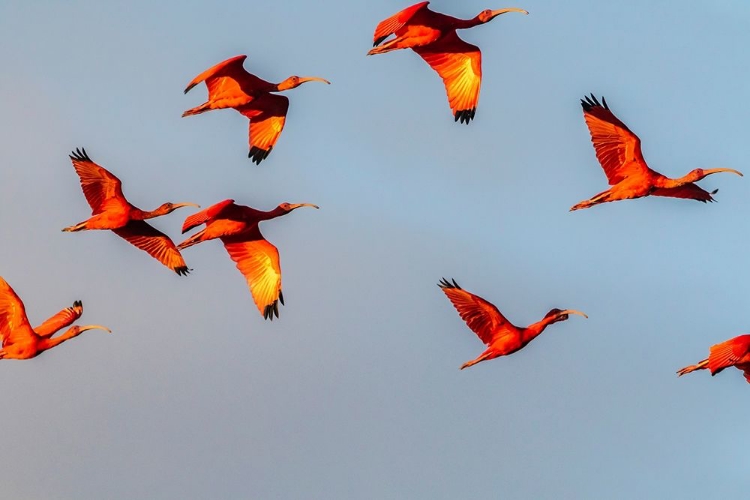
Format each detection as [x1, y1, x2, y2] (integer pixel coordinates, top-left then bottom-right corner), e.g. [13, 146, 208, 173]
[0, 276, 110, 360]
[183, 55, 330, 164]
[571, 94, 742, 211]
[62, 148, 199, 275]
[439, 278, 587, 369]
[677, 335, 750, 383]
[368, 2, 528, 123]
[178, 199, 318, 320]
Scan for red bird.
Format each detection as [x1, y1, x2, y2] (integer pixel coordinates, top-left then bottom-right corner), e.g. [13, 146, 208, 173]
[439, 279, 587, 369]
[182, 55, 330, 164]
[178, 199, 318, 320]
[368, 2, 528, 123]
[0, 276, 110, 360]
[677, 335, 750, 383]
[571, 94, 743, 211]
[62, 149, 199, 275]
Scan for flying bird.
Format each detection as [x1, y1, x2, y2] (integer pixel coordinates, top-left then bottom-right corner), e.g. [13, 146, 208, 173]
[367, 2, 528, 123]
[0, 276, 110, 360]
[438, 278, 587, 369]
[178, 199, 319, 320]
[62, 148, 199, 275]
[571, 94, 743, 211]
[182, 55, 330, 164]
[677, 335, 750, 383]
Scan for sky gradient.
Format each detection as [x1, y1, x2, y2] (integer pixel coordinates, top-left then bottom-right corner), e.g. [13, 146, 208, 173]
[1, 0, 749, 498]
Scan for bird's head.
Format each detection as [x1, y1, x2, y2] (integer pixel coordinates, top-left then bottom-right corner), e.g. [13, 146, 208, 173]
[155, 202, 201, 215]
[276, 76, 331, 91]
[544, 308, 588, 324]
[477, 7, 528, 23]
[278, 202, 320, 213]
[686, 167, 743, 182]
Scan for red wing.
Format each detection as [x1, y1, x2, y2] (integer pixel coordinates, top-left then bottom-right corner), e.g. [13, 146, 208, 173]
[581, 95, 653, 185]
[69, 148, 127, 214]
[438, 279, 516, 346]
[707, 335, 750, 375]
[222, 227, 283, 320]
[414, 32, 481, 124]
[651, 184, 716, 203]
[182, 199, 235, 233]
[34, 301, 82, 338]
[373, 1, 430, 45]
[113, 220, 190, 276]
[239, 94, 290, 165]
[0, 276, 35, 347]
[184, 54, 270, 107]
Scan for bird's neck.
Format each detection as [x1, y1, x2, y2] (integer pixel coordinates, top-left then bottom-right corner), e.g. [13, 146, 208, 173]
[132, 206, 167, 220]
[453, 15, 483, 30]
[521, 317, 555, 344]
[654, 173, 696, 189]
[38, 327, 80, 352]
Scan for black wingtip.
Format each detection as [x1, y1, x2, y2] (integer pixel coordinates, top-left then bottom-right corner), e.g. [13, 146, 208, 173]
[279, 290, 285, 306]
[438, 277, 461, 290]
[73, 300, 83, 308]
[70, 147, 92, 162]
[373, 36, 387, 47]
[453, 108, 476, 125]
[175, 266, 191, 276]
[184, 83, 196, 95]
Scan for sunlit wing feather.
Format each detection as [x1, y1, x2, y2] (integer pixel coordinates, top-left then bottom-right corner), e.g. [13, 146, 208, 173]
[113, 220, 190, 275]
[581, 95, 652, 185]
[414, 32, 481, 124]
[0, 277, 35, 347]
[239, 94, 289, 165]
[222, 227, 283, 320]
[708, 335, 750, 375]
[438, 278, 515, 346]
[69, 148, 127, 214]
[373, 1, 430, 45]
[182, 199, 235, 233]
[184, 55, 270, 108]
[34, 301, 82, 338]
[651, 184, 716, 203]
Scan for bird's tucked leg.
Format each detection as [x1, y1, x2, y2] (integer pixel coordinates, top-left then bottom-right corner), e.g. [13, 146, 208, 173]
[61, 221, 89, 232]
[460, 349, 497, 370]
[570, 188, 613, 212]
[367, 35, 435, 55]
[177, 229, 208, 250]
[676, 358, 708, 377]
[0, 349, 6, 360]
[182, 102, 212, 117]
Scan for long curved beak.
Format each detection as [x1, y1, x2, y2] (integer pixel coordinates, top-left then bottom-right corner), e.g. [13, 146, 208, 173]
[173, 202, 201, 209]
[290, 203, 320, 210]
[558, 309, 588, 319]
[299, 77, 331, 85]
[491, 8, 529, 17]
[703, 168, 743, 177]
[80, 325, 112, 334]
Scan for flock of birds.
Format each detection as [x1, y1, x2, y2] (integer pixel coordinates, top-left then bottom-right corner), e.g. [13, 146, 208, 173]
[2, 2, 749, 383]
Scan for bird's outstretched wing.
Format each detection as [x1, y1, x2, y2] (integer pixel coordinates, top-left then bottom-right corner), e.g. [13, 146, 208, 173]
[708, 335, 750, 375]
[113, 221, 190, 275]
[222, 227, 283, 320]
[414, 32, 481, 124]
[238, 94, 289, 165]
[182, 199, 235, 233]
[183, 55, 269, 108]
[651, 185, 717, 203]
[372, 1, 430, 46]
[580, 95, 653, 185]
[438, 278, 515, 345]
[34, 300, 83, 338]
[69, 148, 127, 214]
[0, 277, 35, 347]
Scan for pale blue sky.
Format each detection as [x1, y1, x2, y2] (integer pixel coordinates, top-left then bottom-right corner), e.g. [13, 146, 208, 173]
[1, 0, 749, 498]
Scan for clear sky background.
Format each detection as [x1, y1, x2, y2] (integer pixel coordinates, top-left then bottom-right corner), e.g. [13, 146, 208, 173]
[1, 0, 749, 498]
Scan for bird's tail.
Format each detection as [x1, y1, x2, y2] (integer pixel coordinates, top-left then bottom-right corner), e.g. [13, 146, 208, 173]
[181, 102, 211, 118]
[177, 229, 208, 250]
[677, 358, 709, 377]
